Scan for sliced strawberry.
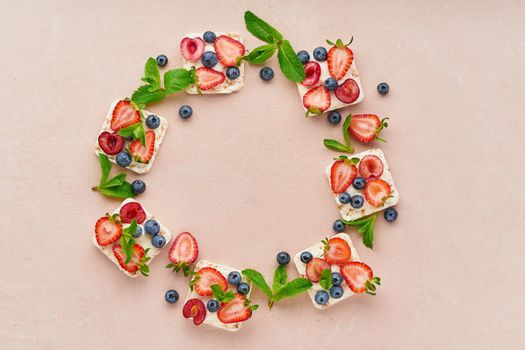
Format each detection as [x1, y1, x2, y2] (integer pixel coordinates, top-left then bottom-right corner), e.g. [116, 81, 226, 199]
[112, 243, 144, 274]
[110, 100, 140, 132]
[305, 258, 330, 283]
[327, 38, 354, 80]
[195, 67, 226, 91]
[129, 131, 155, 163]
[301, 61, 321, 86]
[340, 261, 381, 294]
[168, 232, 198, 265]
[364, 179, 391, 207]
[180, 37, 205, 61]
[330, 158, 357, 194]
[323, 237, 351, 264]
[214, 35, 245, 67]
[359, 155, 384, 179]
[349, 114, 388, 143]
[334, 78, 360, 104]
[217, 294, 252, 324]
[98, 132, 124, 155]
[119, 202, 146, 224]
[192, 267, 228, 296]
[95, 215, 122, 246]
[183, 298, 206, 325]
[303, 85, 331, 115]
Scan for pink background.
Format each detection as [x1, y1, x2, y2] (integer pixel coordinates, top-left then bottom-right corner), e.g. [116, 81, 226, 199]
[2, 0, 524, 349]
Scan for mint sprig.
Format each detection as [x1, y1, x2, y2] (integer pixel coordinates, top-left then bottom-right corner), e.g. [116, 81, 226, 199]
[120, 219, 138, 264]
[210, 284, 236, 303]
[323, 114, 355, 153]
[343, 214, 377, 249]
[319, 269, 332, 290]
[92, 154, 135, 199]
[118, 121, 146, 146]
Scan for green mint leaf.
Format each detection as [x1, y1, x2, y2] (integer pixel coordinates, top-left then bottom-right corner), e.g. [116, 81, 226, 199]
[117, 123, 140, 138]
[319, 269, 332, 290]
[98, 182, 136, 199]
[164, 68, 194, 94]
[243, 44, 276, 64]
[343, 214, 377, 249]
[101, 173, 127, 188]
[272, 265, 287, 294]
[242, 269, 273, 300]
[120, 220, 137, 263]
[323, 139, 353, 153]
[343, 114, 353, 148]
[277, 40, 305, 82]
[211, 284, 225, 300]
[133, 123, 146, 146]
[244, 11, 283, 43]
[273, 278, 312, 302]
[131, 85, 166, 108]
[141, 57, 161, 91]
[98, 154, 111, 186]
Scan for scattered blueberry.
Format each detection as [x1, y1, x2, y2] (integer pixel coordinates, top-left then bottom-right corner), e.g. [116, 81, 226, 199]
[203, 31, 217, 43]
[228, 271, 242, 286]
[145, 114, 160, 129]
[333, 219, 345, 233]
[328, 111, 342, 125]
[226, 66, 240, 80]
[350, 195, 364, 209]
[329, 285, 344, 299]
[324, 78, 338, 91]
[165, 289, 179, 304]
[116, 152, 132, 167]
[352, 177, 366, 190]
[297, 50, 310, 64]
[260, 67, 274, 81]
[179, 105, 193, 119]
[377, 82, 389, 95]
[156, 54, 168, 67]
[237, 282, 250, 295]
[384, 207, 398, 222]
[339, 192, 351, 204]
[300, 251, 313, 264]
[152, 234, 166, 248]
[314, 290, 329, 305]
[132, 225, 143, 238]
[207, 299, 219, 312]
[144, 219, 160, 235]
[331, 272, 343, 286]
[276, 252, 291, 266]
[313, 47, 327, 61]
[201, 51, 218, 68]
[131, 180, 146, 195]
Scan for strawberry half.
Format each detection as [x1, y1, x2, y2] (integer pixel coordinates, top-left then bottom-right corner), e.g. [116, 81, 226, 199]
[334, 78, 360, 104]
[214, 35, 245, 67]
[183, 298, 206, 325]
[110, 100, 140, 131]
[303, 85, 331, 116]
[192, 267, 228, 296]
[330, 158, 357, 194]
[112, 243, 144, 274]
[217, 294, 252, 324]
[180, 37, 205, 61]
[95, 215, 122, 246]
[359, 155, 384, 179]
[129, 130, 155, 163]
[340, 261, 381, 295]
[195, 67, 226, 91]
[168, 232, 198, 275]
[364, 179, 392, 207]
[98, 132, 124, 155]
[305, 258, 330, 283]
[119, 202, 146, 224]
[327, 38, 354, 80]
[323, 237, 351, 264]
[301, 61, 321, 86]
[349, 114, 388, 143]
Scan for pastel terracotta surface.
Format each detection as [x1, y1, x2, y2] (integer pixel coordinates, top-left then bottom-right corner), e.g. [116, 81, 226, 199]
[1, 1, 524, 349]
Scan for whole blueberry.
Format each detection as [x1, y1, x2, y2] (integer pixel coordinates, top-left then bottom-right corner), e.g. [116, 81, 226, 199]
[228, 271, 242, 286]
[328, 111, 342, 125]
[179, 105, 193, 119]
[156, 54, 168, 67]
[300, 251, 313, 264]
[132, 225, 143, 238]
[237, 282, 251, 295]
[350, 195, 364, 209]
[203, 31, 216, 43]
[324, 77, 338, 91]
[260, 67, 274, 81]
[330, 285, 344, 299]
[152, 234, 166, 248]
[131, 180, 146, 195]
[226, 66, 240, 80]
[314, 290, 329, 305]
[313, 47, 328, 61]
[116, 152, 132, 167]
[377, 82, 389, 95]
[207, 299, 219, 312]
[297, 50, 310, 64]
[144, 219, 160, 235]
[384, 207, 398, 222]
[276, 251, 291, 266]
[333, 219, 345, 233]
[352, 177, 366, 190]
[145, 114, 160, 129]
[331, 272, 343, 286]
[201, 51, 218, 68]
[339, 192, 351, 204]
[165, 289, 179, 304]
